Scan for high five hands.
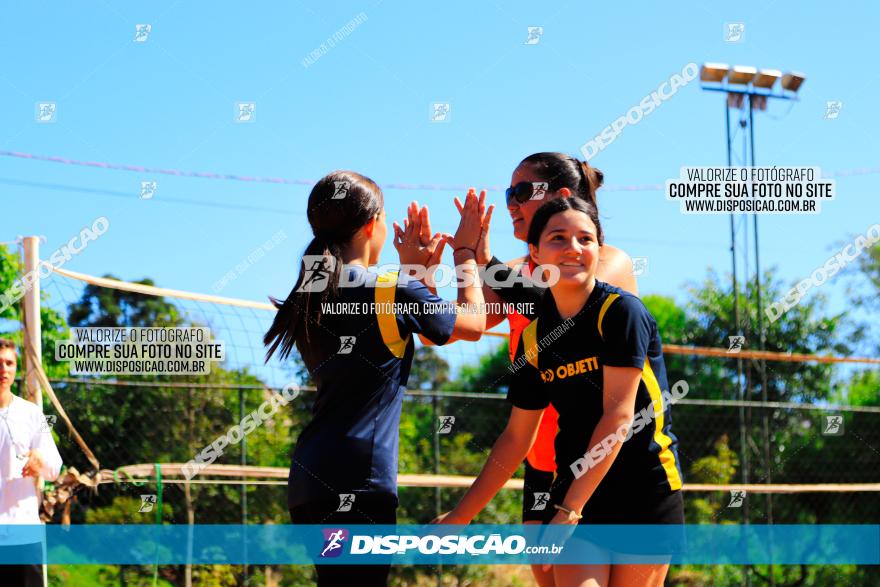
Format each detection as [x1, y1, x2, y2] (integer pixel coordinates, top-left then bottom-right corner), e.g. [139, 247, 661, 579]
[450, 188, 495, 265]
[451, 188, 494, 264]
[392, 201, 448, 270]
[393, 189, 494, 273]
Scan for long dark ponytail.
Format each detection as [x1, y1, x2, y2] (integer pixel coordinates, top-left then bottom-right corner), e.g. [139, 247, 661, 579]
[263, 170, 383, 361]
[518, 152, 604, 208]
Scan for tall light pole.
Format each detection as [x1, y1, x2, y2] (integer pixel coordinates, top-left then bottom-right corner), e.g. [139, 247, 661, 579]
[700, 63, 806, 587]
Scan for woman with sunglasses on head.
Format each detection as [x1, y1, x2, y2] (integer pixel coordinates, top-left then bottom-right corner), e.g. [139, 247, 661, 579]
[457, 152, 639, 587]
[264, 171, 490, 587]
[438, 197, 684, 587]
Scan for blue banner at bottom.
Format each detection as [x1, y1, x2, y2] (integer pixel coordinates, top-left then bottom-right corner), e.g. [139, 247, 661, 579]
[0, 525, 877, 565]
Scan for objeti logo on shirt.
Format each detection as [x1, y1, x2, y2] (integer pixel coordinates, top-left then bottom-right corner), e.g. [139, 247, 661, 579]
[320, 528, 349, 558]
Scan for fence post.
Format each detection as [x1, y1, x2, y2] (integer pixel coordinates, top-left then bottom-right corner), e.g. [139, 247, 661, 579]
[21, 237, 48, 587]
[432, 391, 442, 587]
[22, 236, 42, 407]
[240, 387, 249, 585]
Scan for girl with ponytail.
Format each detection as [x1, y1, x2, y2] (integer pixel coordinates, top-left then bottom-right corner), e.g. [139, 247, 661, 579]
[265, 170, 490, 586]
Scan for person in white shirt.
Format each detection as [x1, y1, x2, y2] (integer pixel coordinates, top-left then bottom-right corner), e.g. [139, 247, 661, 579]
[0, 339, 62, 587]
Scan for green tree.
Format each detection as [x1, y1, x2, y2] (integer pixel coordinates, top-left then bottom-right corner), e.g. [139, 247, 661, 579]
[0, 244, 71, 378]
[408, 345, 451, 391]
[848, 230, 880, 314]
[449, 341, 511, 394]
[67, 277, 182, 328]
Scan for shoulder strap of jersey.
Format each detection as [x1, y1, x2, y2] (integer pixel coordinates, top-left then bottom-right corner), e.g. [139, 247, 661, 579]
[375, 271, 411, 358]
[597, 293, 621, 340]
[521, 318, 540, 369]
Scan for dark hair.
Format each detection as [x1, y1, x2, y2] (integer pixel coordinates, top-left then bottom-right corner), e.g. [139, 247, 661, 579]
[0, 339, 17, 355]
[526, 197, 604, 247]
[263, 170, 383, 361]
[518, 152, 604, 208]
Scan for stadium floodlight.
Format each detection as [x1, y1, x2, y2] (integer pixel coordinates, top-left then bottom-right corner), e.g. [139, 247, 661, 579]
[751, 94, 768, 111]
[753, 69, 782, 89]
[728, 65, 758, 85]
[700, 62, 730, 83]
[781, 72, 806, 93]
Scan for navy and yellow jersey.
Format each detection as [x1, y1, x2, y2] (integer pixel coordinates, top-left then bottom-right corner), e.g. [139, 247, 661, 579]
[506, 280, 683, 496]
[289, 265, 457, 509]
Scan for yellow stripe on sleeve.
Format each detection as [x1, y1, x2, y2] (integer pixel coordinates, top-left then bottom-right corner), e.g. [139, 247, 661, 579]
[522, 319, 540, 369]
[597, 293, 620, 339]
[375, 271, 411, 359]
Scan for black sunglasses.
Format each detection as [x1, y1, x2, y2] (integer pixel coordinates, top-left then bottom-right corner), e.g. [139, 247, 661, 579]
[505, 181, 550, 204]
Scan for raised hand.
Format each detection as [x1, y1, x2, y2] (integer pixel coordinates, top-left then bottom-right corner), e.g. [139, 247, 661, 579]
[448, 188, 493, 254]
[474, 201, 494, 265]
[540, 508, 579, 571]
[393, 201, 447, 269]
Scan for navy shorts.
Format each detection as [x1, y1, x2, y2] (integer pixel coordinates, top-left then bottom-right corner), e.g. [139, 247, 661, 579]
[290, 492, 397, 587]
[542, 482, 685, 556]
[522, 460, 556, 522]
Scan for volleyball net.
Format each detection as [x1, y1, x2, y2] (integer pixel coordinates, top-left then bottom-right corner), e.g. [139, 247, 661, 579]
[0, 250, 855, 530]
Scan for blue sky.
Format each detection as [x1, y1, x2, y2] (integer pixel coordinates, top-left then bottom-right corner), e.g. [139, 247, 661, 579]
[1, 1, 878, 379]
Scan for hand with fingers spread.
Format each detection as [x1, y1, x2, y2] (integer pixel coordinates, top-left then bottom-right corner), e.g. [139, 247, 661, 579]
[540, 507, 580, 571]
[448, 188, 494, 257]
[392, 201, 449, 273]
[469, 191, 495, 265]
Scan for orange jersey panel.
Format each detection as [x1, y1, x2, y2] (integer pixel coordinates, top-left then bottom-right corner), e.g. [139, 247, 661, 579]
[506, 259, 557, 473]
